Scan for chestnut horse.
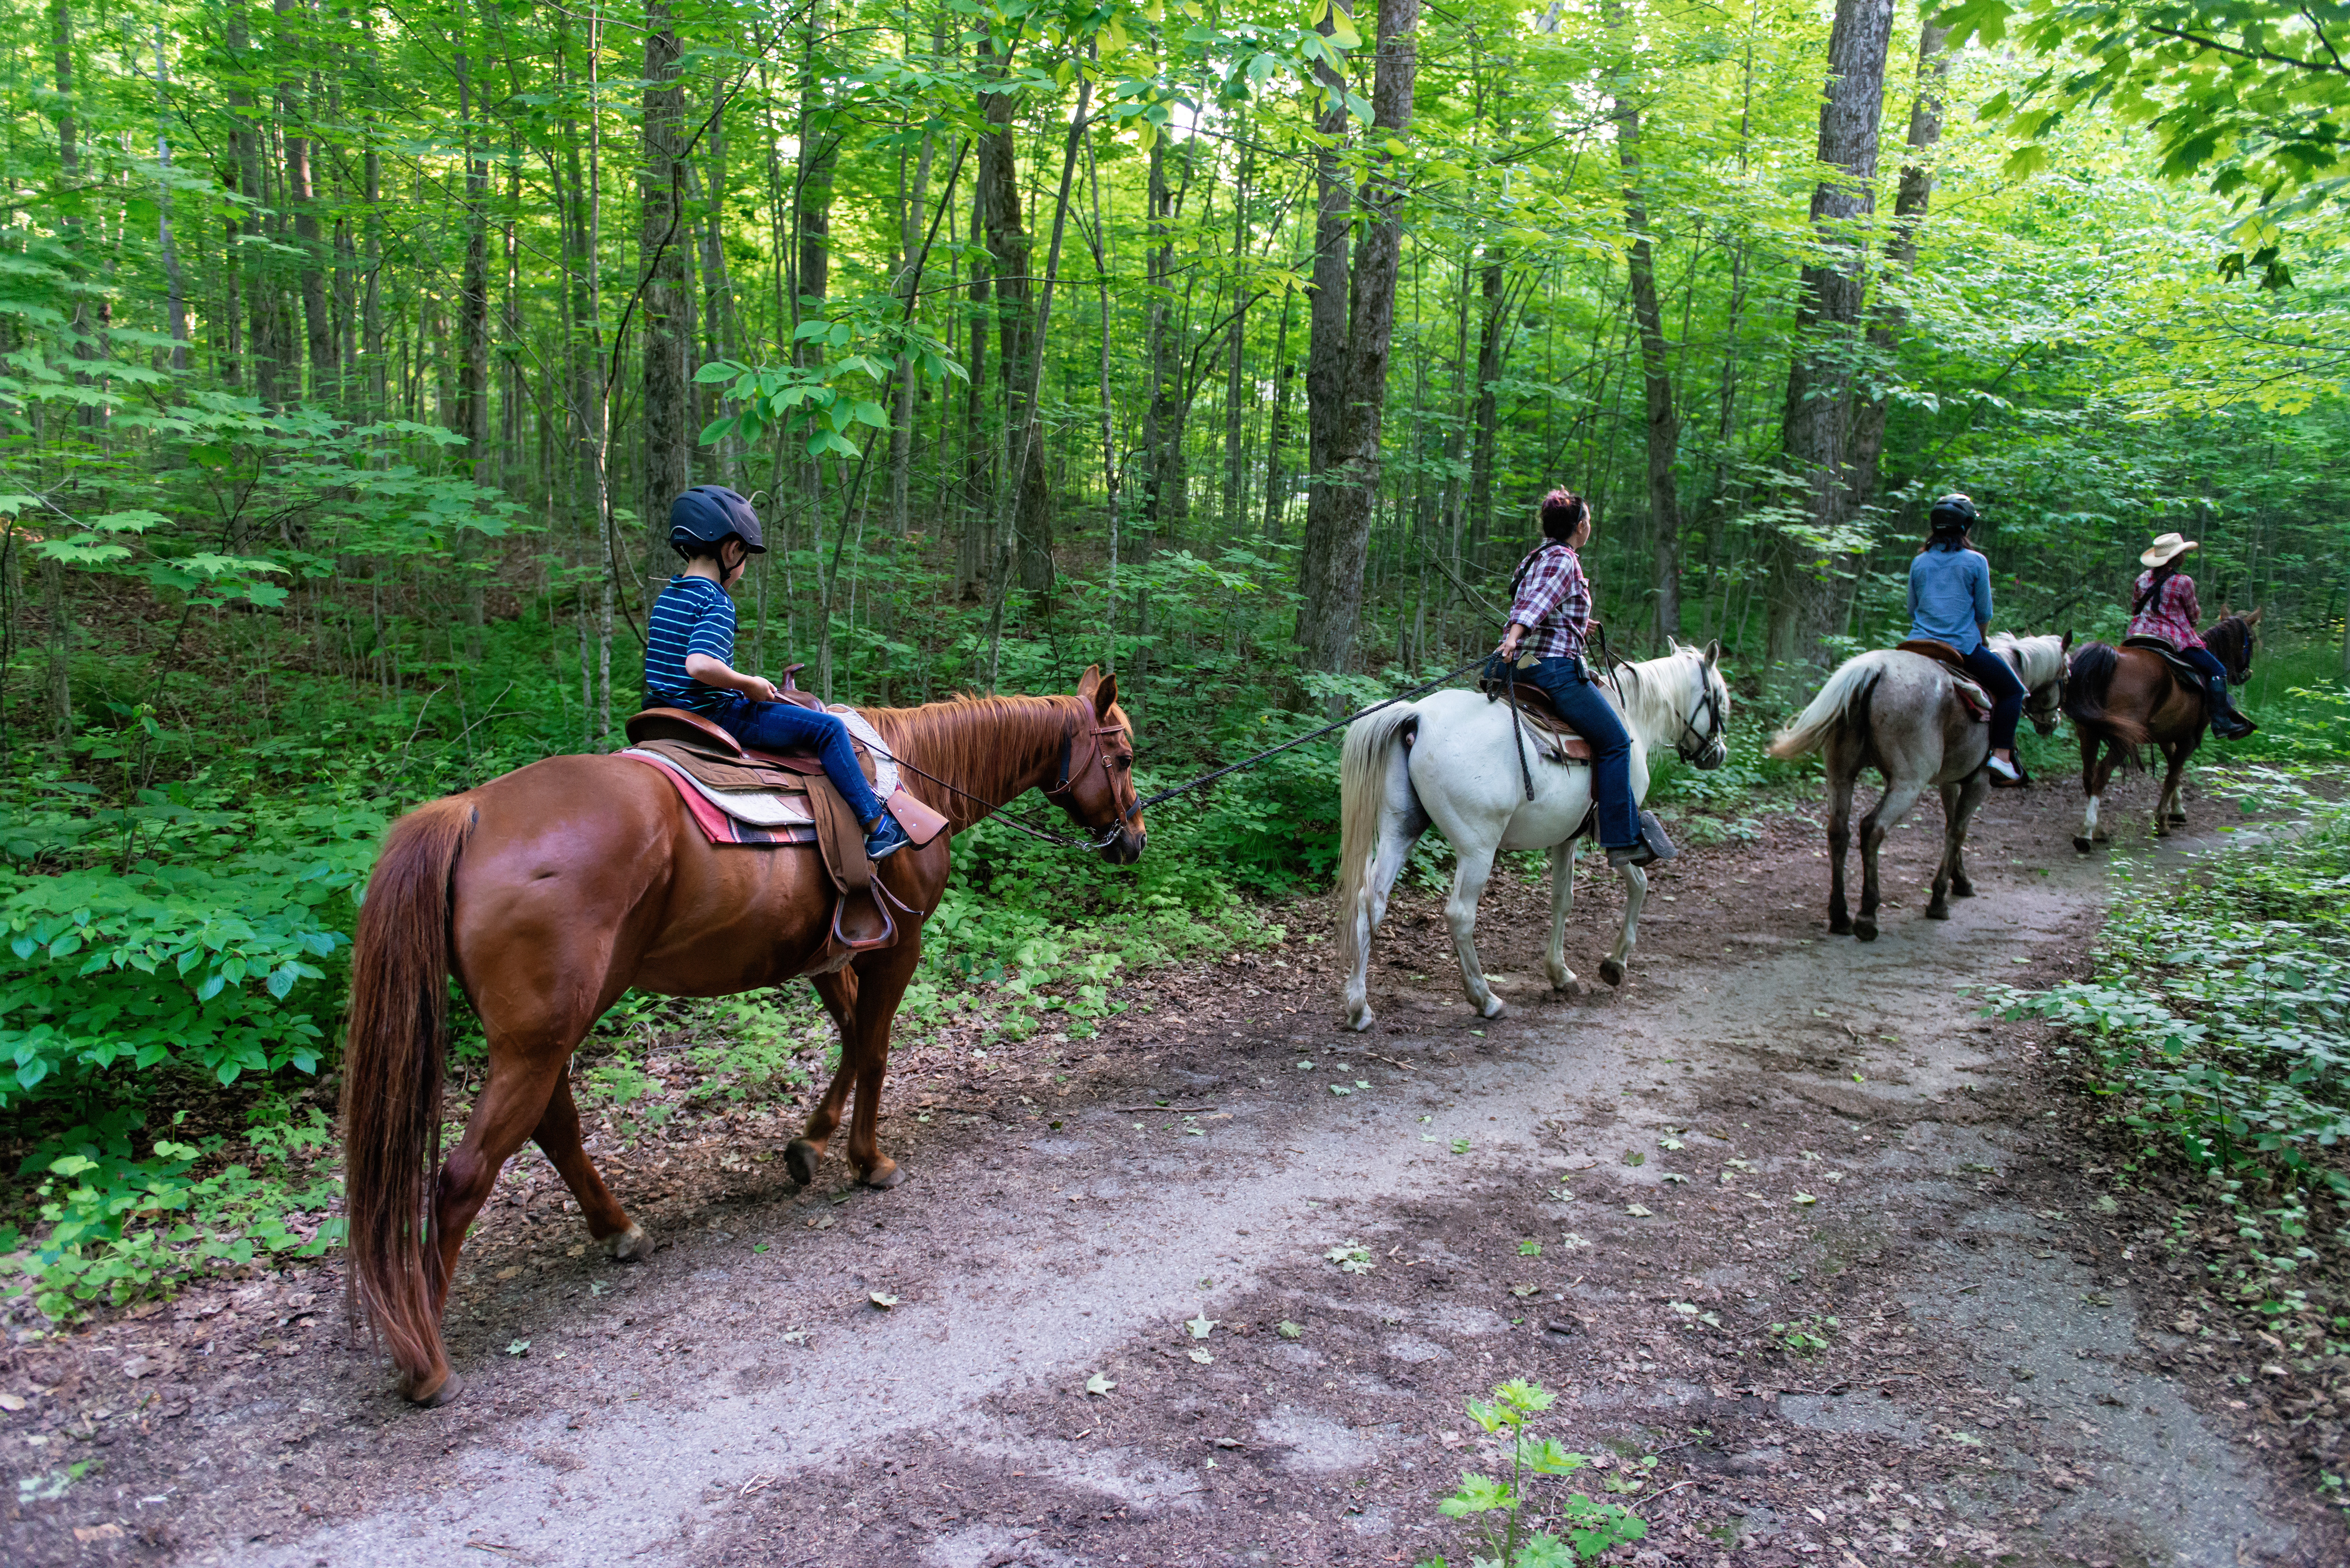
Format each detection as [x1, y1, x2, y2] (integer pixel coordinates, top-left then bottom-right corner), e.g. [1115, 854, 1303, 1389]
[341, 669, 1142, 1405]
[2061, 610, 2259, 852]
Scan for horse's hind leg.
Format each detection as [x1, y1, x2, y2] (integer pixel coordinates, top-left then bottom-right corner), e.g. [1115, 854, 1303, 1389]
[1856, 779, 1927, 941]
[2074, 732, 2104, 853]
[1444, 842, 1505, 1019]
[785, 968, 862, 1186]
[534, 1071, 649, 1259]
[1599, 862, 1648, 988]
[1346, 809, 1424, 1031]
[1825, 761, 1859, 936]
[1936, 774, 1988, 911]
[416, 1052, 570, 1405]
[1544, 840, 1580, 991]
[2155, 741, 2190, 834]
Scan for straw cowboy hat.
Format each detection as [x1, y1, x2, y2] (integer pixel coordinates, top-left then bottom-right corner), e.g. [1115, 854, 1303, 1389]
[2140, 532, 2199, 568]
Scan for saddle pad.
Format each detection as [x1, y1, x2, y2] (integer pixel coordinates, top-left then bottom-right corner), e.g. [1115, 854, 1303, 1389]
[2122, 635, 2206, 679]
[1950, 675, 1992, 722]
[619, 750, 812, 826]
[625, 751, 815, 846]
[630, 738, 815, 795]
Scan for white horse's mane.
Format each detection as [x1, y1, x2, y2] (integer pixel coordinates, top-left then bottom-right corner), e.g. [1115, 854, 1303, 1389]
[1986, 631, 2067, 690]
[1602, 640, 1722, 745]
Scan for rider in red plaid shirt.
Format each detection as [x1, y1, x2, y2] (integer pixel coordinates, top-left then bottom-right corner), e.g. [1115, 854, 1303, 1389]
[2128, 532, 2254, 737]
[1496, 489, 1668, 869]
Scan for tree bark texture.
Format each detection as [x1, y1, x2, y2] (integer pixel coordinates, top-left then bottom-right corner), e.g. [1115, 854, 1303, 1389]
[1613, 73, 1682, 641]
[1465, 251, 1506, 566]
[976, 52, 1051, 594]
[1767, 0, 1896, 666]
[1297, 0, 1421, 677]
[639, 0, 692, 606]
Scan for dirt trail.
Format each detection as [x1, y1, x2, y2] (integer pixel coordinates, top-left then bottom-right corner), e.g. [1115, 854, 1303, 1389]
[4, 780, 2337, 1567]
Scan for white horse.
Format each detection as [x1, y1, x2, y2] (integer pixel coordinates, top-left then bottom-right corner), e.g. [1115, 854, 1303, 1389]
[1336, 640, 1731, 1030]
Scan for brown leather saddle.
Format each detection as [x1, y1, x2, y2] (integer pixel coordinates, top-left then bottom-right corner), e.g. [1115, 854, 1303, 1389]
[2121, 634, 2208, 683]
[1473, 672, 1593, 764]
[620, 666, 948, 964]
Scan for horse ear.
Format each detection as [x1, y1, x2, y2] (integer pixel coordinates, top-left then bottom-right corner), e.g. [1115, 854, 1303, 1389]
[2061, 630, 2074, 651]
[1092, 671, 1119, 717]
[1704, 639, 1721, 667]
[2247, 606, 2265, 627]
[1076, 664, 1102, 699]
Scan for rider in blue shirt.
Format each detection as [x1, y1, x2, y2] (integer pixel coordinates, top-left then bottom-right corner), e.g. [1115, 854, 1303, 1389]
[1906, 493, 2024, 785]
[647, 486, 908, 860]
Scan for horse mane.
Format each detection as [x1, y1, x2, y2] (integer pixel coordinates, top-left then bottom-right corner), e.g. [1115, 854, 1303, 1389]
[862, 692, 1123, 826]
[2203, 613, 2251, 670]
[1606, 645, 1715, 747]
[1986, 631, 2066, 690]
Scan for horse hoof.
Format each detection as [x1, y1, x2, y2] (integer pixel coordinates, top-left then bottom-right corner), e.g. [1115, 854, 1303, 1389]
[1853, 921, 1878, 943]
[1829, 915, 1853, 936]
[1952, 882, 1975, 899]
[1478, 996, 1506, 1020]
[784, 1139, 821, 1187]
[2168, 813, 2188, 826]
[399, 1369, 460, 1408]
[1547, 967, 1576, 991]
[1346, 1006, 1375, 1033]
[858, 1157, 905, 1191]
[603, 1223, 653, 1262]
[1598, 959, 1624, 988]
[2073, 837, 2094, 854]
[1925, 904, 1950, 921]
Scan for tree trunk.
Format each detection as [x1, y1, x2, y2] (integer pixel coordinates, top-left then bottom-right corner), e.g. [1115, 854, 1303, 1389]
[975, 46, 1049, 594]
[52, 0, 101, 423]
[1262, 284, 1294, 541]
[1465, 249, 1506, 566]
[275, 0, 333, 402]
[1845, 21, 1949, 524]
[889, 124, 937, 537]
[1221, 127, 1251, 536]
[640, 0, 692, 608]
[153, 28, 188, 373]
[1767, 0, 1896, 667]
[1297, 0, 1421, 680]
[1609, 26, 1682, 642]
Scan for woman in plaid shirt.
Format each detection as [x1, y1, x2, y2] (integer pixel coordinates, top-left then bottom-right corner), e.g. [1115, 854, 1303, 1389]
[2130, 532, 2256, 738]
[1495, 489, 1663, 868]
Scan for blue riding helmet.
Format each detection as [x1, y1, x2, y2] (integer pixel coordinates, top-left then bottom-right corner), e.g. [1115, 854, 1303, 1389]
[668, 485, 766, 557]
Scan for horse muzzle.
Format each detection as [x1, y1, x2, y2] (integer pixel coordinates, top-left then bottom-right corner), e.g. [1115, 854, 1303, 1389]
[1098, 825, 1146, 865]
[1686, 740, 1729, 771]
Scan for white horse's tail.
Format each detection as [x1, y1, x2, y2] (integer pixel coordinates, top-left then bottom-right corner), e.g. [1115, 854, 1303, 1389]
[1335, 704, 1419, 987]
[1768, 653, 1887, 759]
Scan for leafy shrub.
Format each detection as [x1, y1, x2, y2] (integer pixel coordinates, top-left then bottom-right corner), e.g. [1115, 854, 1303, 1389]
[1419, 1378, 1648, 1568]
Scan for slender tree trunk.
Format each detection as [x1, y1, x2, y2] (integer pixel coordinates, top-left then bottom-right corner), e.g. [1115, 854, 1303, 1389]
[52, 0, 100, 425]
[1608, 16, 1683, 641]
[1845, 21, 1949, 524]
[276, 0, 333, 401]
[1262, 284, 1294, 542]
[890, 122, 938, 538]
[153, 28, 188, 373]
[225, 8, 281, 404]
[1767, 0, 1896, 666]
[1221, 126, 1251, 536]
[640, 0, 692, 608]
[976, 42, 1048, 593]
[1297, 0, 1421, 680]
[1465, 249, 1507, 565]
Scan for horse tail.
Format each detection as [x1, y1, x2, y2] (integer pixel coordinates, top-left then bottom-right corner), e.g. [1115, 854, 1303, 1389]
[1336, 705, 1420, 987]
[2061, 641, 2149, 747]
[1768, 655, 1885, 760]
[341, 794, 476, 1387]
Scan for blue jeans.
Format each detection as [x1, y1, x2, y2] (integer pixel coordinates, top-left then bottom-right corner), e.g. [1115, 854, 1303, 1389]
[711, 699, 885, 825]
[1958, 645, 2026, 752]
[1520, 656, 1638, 850]
[2177, 644, 2228, 685]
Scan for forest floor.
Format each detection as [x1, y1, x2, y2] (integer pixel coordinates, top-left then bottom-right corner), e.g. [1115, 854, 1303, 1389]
[4, 772, 2345, 1568]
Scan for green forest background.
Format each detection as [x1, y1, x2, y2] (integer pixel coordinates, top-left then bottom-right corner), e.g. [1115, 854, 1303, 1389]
[1, 0, 2348, 1317]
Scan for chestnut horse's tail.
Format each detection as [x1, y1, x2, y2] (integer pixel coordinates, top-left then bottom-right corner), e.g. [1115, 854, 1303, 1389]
[341, 795, 476, 1383]
[2061, 641, 2150, 747]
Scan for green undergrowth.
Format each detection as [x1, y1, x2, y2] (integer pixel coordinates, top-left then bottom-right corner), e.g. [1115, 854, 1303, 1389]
[1983, 781, 2350, 1195]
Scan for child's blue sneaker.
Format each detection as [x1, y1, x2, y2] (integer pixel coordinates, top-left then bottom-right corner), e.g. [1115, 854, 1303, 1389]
[863, 812, 909, 862]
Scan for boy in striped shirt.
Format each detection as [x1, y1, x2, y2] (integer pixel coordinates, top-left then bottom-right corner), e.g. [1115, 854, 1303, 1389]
[647, 486, 908, 860]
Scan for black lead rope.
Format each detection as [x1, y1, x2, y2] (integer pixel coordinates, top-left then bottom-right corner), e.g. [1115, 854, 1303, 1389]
[1128, 653, 1494, 816]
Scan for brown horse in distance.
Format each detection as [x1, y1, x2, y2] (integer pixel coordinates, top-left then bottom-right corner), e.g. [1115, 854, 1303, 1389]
[2061, 610, 2260, 852]
[340, 669, 1143, 1405]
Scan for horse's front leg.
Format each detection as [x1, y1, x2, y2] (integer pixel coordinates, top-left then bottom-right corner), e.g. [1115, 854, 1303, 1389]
[1940, 773, 1988, 905]
[1444, 840, 1505, 1019]
[1599, 862, 1647, 988]
[1857, 780, 1927, 939]
[839, 936, 924, 1189]
[785, 967, 862, 1186]
[1544, 840, 1580, 991]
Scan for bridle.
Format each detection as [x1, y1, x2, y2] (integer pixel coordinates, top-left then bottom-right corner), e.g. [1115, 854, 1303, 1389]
[1042, 707, 1141, 851]
[1608, 655, 1728, 765]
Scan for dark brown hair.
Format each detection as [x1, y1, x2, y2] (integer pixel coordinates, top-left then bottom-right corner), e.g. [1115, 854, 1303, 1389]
[1539, 488, 1589, 543]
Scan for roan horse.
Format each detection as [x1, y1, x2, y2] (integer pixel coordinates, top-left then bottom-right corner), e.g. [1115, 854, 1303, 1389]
[1336, 640, 1731, 1029]
[2061, 609, 2260, 853]
[1769, 633, 2068, 940]
[341, 670, 1143, 1405]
